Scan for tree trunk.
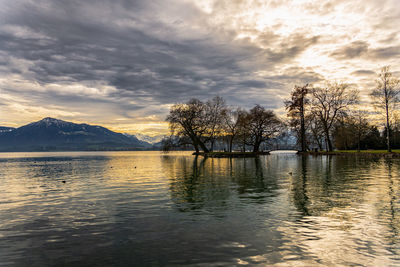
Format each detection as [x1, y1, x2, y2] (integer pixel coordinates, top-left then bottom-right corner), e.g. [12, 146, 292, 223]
[316, 138, 322, 150]
[300, 97, 306, 152]
[199, 141, 209, 153]
[253, 140, 261, 152]
[192, 135, 209, 153]
[326, 134, 333, 152]
[194, 142, 199, 153]
[322, 123, 333, 151]
[357, 122, 361, 152]
[386, 100, 391, 152]
[229, 137, 233, 152]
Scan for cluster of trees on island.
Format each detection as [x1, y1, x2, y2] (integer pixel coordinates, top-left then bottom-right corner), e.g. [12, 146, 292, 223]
[163, 66, 400, 153]
[164, 97, 281, 153]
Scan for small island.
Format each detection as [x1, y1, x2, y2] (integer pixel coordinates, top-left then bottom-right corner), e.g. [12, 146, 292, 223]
[193, 151, 270, 158]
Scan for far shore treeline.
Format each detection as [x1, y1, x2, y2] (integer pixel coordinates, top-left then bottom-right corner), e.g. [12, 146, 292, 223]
[162, 66, 400, 153]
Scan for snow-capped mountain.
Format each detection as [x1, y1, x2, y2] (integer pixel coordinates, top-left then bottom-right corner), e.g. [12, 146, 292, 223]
[0, 117, 153, 151]
[127, 133, 165, 144]
[0, 126, 15, 133]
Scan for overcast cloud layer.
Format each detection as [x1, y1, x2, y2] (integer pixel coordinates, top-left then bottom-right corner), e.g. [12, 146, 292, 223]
[1, 0, 399, 135]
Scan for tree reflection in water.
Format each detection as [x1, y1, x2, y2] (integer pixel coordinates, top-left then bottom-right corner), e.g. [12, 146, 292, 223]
[164, 155, 281, 213]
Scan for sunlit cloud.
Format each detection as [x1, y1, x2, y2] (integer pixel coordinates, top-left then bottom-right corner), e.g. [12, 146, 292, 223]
[0, 0, 399, 134]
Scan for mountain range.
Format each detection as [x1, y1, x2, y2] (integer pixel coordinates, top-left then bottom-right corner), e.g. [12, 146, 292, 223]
[130, 133, 165, 144]
[0, 118, 161, 152]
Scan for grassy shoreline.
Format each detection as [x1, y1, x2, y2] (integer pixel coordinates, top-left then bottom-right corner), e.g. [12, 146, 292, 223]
[300, 150, 400, 157]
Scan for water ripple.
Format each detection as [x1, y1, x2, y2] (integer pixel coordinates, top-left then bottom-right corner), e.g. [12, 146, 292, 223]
[1, 152, 400, 265]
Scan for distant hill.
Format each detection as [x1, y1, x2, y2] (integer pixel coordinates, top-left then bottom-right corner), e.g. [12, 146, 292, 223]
[0, 118, 153, 152]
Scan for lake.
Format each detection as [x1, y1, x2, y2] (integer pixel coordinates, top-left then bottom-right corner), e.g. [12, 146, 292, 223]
[1, 151, 400, 266]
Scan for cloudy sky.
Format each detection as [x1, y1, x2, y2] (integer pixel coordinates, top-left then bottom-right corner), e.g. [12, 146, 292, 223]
[1, 0, 399, 135]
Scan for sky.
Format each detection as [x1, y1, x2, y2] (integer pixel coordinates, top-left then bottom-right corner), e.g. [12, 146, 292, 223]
[1, 0, 399, 136]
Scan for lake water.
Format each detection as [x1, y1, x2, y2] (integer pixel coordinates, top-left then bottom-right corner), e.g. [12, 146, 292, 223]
[1, 151, 400, 266]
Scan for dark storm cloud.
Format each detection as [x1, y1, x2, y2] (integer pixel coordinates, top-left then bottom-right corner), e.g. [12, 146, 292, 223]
[0, 0, 323, 114]
[269, 67, 324, 84]
[331, 41, 369, 59]
[351, 70, 376, 76]
[331, 41, 400, 61]
[369, 46, 400, 59]
[265, 35, 320, 63]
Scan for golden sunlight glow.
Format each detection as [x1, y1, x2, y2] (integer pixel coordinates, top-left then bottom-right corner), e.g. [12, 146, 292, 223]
[1, 0, 399, 133]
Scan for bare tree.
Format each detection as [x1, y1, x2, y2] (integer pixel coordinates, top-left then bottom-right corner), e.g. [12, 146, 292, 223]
[223, 107, 245, 152]
[235, 110, 251, 152]
[332, 111, 369, 151]
[307, 112, 324, 150]
[353, 110, 369, 152]
[246, 105, 281, 152]
[310, 82, 359, 151]
[204, 96, 227, 151]
[285, 84, 311, 152]
[166, 99, 210, 153]
[370, 66, 400, 152]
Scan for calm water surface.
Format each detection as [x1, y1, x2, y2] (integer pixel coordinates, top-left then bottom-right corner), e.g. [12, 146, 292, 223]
[1, 151, 400, 266]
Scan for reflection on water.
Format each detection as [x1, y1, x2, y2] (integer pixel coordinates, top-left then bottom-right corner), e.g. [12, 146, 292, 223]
[1, 152, 400, 265]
